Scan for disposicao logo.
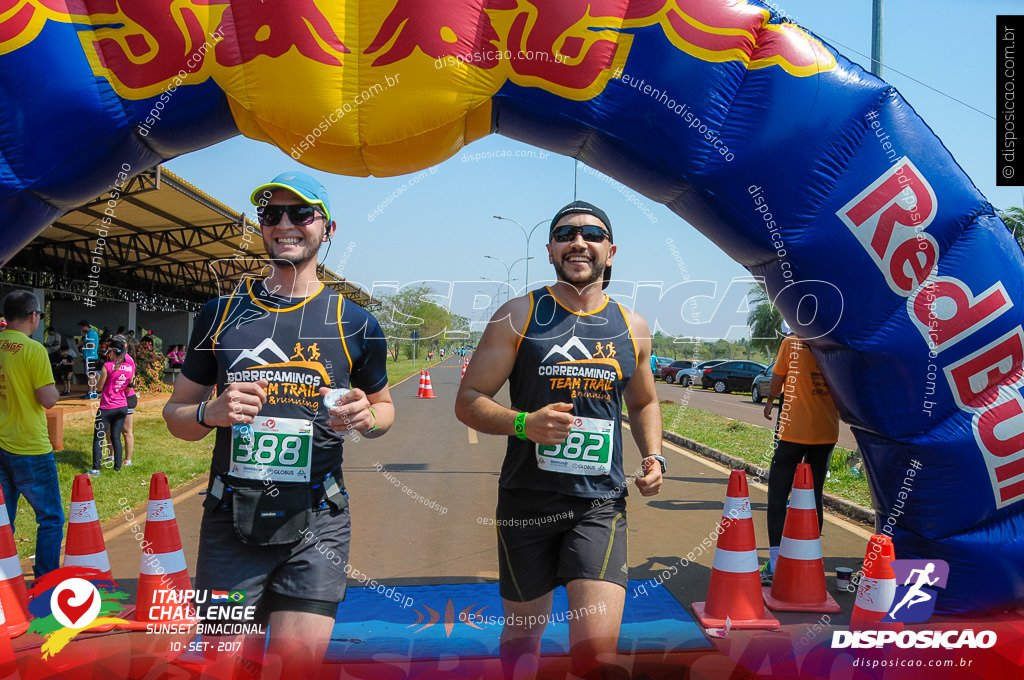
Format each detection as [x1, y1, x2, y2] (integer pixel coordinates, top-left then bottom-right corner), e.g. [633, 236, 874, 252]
[26, 566, 130, 658]
[832, 559, 997, 650]
[883, 559, 948, 623]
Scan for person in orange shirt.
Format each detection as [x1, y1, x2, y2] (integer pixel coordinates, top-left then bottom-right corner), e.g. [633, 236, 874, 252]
[759, 331, 839, 585]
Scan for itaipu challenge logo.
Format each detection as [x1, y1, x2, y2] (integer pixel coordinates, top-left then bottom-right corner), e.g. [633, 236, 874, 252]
[26, 566, 130, 658]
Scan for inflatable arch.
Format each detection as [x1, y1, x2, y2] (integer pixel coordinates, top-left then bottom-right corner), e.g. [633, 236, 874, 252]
[1, 1, 1021, 613]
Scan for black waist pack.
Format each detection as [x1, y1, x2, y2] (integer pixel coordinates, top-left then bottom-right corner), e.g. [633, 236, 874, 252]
[232, 485, 311, 547]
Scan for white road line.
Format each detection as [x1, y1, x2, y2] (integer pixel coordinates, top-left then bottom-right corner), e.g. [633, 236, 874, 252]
[468, 428, 478, 445]
[625, 422, 874, 541]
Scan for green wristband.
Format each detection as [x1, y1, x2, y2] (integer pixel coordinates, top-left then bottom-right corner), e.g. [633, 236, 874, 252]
[514, 412, 528, 440]
[367, 406, 379, 433]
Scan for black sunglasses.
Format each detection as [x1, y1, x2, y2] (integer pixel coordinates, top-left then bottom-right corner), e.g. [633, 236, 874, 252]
[32, 310, 44, 320]
[551, 224, 611, 243]
[257, 204, 323, 227]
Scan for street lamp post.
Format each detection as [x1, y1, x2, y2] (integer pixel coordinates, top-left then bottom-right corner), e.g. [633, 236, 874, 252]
[493, 216, 548, 290]
[484, 255, 534, 304]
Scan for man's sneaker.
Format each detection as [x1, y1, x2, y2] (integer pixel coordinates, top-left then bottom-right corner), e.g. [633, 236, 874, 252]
[87, 469, 100, 477]
[124, 460, 132, 467]
[87, 392, 98, 400]
[759, 561, 774, 586]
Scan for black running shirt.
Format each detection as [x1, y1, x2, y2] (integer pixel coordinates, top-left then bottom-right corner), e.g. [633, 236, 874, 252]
[502, 287, 638, 499]
[183, 279, 388, 485]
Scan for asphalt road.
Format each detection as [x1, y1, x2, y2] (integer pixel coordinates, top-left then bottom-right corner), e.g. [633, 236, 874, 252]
[654, 378, 860, 452]
[101, 354, 873, 631]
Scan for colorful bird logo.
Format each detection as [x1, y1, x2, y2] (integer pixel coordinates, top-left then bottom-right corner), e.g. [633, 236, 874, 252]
[26, 566, 131, 658]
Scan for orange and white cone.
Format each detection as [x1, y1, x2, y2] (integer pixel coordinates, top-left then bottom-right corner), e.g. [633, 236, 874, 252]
[119, 473, 195, 630]
[63, 475, 111, 579]
[693, 470, 780, 629]
[849, 534, 902, 631]
[763, 463, 840, 613]
[460, 364, 466, 382]
[0, 602, 14, 674]
[0, 488, 29, 638]
[416, 371, 427, 398]
[419, 371, 436, 399]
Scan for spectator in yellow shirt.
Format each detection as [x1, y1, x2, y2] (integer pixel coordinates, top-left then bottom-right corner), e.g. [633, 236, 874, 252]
[0, 291, 64, 576]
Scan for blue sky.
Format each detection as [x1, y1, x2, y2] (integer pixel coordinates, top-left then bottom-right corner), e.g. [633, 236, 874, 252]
[165, 0, 1018, 338]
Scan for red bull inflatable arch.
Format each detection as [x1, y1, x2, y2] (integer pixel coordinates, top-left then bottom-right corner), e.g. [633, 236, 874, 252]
[1, 1, 1022, 613]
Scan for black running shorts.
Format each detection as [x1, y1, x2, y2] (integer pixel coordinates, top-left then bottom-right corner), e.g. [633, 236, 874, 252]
[495, 487, 627, 602]
[194, 501, 351, 619]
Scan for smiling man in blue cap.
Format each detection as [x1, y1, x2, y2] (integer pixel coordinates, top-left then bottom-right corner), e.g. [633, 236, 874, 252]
[163, 171, 394, 677]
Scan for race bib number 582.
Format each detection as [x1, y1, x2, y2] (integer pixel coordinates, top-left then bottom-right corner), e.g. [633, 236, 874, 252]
[536, 416, 614, 476]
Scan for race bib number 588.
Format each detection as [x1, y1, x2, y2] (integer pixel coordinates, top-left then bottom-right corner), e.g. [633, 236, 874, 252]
[536, 416, 614, 476]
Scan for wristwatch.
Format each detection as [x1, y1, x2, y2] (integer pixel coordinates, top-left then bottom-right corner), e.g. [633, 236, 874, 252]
[196, 401, 213, 428]
[645, 454, 667, 473]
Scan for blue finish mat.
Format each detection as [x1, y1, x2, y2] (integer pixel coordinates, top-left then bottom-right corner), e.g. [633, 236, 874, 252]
[326, 580, 711, 661]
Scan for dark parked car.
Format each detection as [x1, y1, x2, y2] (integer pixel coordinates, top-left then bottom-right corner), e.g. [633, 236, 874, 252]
[652, 357, 674, 380]
[701, 360, 768, 393]
[662, 360, 698, 385]
[750, 363, 776, 403]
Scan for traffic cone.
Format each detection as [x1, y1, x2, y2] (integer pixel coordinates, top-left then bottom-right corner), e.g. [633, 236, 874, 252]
[63, 475, 111, 579]
[0, 488, 30, 638]
[693, 470, 780, 629]
[0, 602, 13, 673]
[118, 473, 195, 630]
[419, 371, 436, 399]
[762, 463, 840, 613]
[849, 534, 902, 631]
[416, 371, 427, 398]
[460, 364, 466, 382]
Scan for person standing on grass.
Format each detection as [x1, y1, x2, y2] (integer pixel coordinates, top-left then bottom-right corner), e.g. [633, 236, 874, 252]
[0, 291, 63, 577]
[115, 334, 137, 467]
[78, 320, 100, 399]
[759, 330, 840, 585]
[89, 338, 135, 475]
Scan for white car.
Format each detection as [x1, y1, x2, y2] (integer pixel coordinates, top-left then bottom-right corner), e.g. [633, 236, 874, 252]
[680, 360, 728, 388]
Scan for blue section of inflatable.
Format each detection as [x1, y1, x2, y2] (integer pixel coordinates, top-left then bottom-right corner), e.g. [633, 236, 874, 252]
[0, 1, 1021, 613]
[489, 9, 1024, 613]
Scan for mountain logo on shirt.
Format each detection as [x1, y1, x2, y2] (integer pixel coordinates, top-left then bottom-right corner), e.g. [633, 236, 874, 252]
[229, 338, 290, 369]
[540, 337, 622, 378]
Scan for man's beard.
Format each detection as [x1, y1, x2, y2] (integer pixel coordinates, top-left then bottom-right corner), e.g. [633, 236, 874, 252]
[553, 255, 606, 289]
[264, 231, 323, 266]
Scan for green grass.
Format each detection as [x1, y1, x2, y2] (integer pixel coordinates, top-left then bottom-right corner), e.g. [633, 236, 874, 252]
[385, 357, 443, 386]
[659, 402, 872, 508]
[12, 360, 439, 563]
[13, 402, 212, 560]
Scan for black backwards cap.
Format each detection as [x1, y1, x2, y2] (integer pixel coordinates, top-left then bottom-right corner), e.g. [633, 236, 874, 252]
[549, 200, 613, 289]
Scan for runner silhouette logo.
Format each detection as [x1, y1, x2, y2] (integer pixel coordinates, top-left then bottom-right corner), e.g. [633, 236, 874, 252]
[882, 559, 949, 623]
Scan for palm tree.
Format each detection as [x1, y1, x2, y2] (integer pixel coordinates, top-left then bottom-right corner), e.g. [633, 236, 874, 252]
[747, 283, 784, 357]
[998, 206, 1024, 252]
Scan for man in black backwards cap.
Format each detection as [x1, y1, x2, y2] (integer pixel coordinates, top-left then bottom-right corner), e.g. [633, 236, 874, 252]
[456, 201, 664, 678]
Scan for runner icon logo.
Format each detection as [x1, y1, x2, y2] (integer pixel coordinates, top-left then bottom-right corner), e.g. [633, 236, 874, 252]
[882, 559, 948, 623]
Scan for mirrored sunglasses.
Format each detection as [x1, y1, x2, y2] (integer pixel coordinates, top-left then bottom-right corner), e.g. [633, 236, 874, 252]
[258, 204, 322, 227]
[551, 224, 611, 243]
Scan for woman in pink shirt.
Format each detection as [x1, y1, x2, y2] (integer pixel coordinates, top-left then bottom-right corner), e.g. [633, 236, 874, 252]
[89, 339, 135, 475]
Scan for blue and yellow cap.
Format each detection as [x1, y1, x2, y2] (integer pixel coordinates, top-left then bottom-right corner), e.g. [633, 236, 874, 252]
[250, 171, 331, 222]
